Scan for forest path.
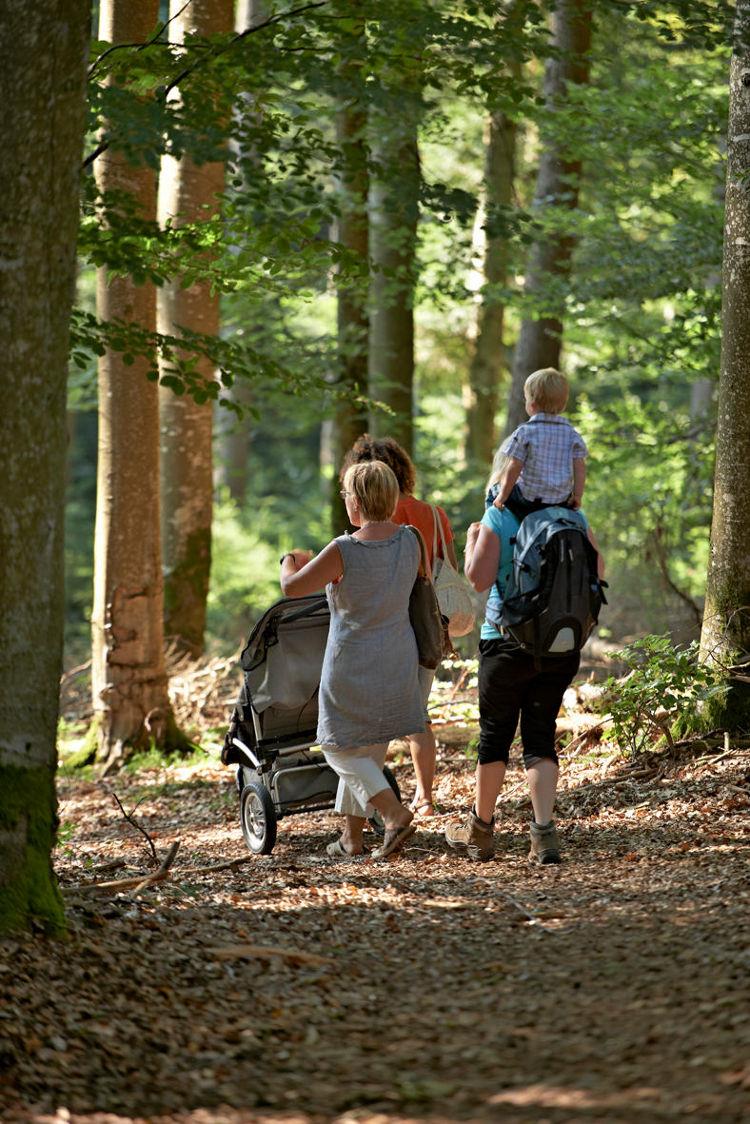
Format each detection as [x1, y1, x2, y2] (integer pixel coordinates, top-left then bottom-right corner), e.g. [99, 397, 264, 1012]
[2, 730, 749, 1123]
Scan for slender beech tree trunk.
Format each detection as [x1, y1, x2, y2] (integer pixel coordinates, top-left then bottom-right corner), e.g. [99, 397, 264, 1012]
[331, 18, 369, 534]
[213, 0, 259, 507]
[465, 104, 518, 468]
[699, 1, 750, 727]
[92, 0, 181, 771]
[368, 106, 421, 457]
[504, 0, 592, 436]
[0, 0, 88, 933]
[159, 0, 234, 657]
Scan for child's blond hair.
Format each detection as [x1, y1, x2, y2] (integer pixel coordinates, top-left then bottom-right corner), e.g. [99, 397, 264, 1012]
[343, 460, 399, 522]
[524, 368, 569, 414]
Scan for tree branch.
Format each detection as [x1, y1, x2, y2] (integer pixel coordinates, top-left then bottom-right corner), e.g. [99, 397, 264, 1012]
[83, 0, 329, 170]
[650, 525, 703, 627]
[104, 785, 159, 866]
[88, 1, 195, 80]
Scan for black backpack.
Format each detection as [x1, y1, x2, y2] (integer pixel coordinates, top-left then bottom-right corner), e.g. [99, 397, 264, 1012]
[488, 507, 607, 663]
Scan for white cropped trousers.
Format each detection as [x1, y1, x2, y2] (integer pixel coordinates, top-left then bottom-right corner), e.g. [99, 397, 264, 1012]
[322, 743, 389, 818]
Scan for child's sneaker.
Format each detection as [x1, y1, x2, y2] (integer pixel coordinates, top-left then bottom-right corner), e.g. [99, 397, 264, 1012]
[445, 809, 495, 862]
[529, 820, 561, 864]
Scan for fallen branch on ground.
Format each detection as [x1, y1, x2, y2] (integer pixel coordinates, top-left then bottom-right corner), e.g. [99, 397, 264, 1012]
[132, 841, 181, 894]
[64, 846, 258, 893]
[66, 841, 181, 893]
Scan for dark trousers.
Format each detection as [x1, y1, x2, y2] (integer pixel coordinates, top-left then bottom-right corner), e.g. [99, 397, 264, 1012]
[484, 483, 574, 519]
[478, 637, 579, 767]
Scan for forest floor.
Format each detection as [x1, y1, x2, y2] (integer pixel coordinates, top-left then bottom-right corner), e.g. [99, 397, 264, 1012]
[2, 673, 750, 1124]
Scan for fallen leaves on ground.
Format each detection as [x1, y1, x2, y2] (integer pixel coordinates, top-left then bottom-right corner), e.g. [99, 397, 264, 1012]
[3, 685, 750, 1124]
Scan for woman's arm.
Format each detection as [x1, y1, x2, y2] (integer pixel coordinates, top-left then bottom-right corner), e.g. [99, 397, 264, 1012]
[280, 542, 343, 597]
[464, 522, 501, 593]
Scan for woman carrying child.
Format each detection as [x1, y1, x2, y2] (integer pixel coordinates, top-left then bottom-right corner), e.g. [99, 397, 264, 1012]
[280, 460, 421, 859]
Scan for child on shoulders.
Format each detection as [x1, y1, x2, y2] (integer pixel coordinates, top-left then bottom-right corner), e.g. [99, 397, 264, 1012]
[488, 368, 587, 518]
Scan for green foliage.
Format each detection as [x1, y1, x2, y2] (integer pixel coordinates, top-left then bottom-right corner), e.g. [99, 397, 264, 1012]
[603, 635, 726, 758]
[62, 0, 742, 661]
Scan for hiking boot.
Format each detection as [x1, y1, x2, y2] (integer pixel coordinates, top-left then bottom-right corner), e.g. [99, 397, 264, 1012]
[445, 809, 495, 862]
[529, 820, 561, 865]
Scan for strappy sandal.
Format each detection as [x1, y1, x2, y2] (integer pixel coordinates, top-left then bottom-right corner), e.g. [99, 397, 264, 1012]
[409, 798, 437, 819]
[326, 838, 364, 858]
[372, 822, 417, 860]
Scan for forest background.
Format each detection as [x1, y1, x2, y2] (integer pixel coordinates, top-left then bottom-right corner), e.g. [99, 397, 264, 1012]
[65, 0, 728, 679]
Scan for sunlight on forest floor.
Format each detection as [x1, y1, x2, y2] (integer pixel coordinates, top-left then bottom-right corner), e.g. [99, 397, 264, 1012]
[3, 675, 750, 1124]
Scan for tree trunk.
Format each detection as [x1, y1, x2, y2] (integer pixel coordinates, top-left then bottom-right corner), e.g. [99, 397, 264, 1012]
[504, 0, 592, 436]
[331, 20, 369, 534]
[0, 0, 88, 934]
[159, 0, 234, 657]
[368, 109, 421, 457]
[92, 0, 181, 771]
[699, 1, 750, 728]
[465, 104, 518, 469]
[213, 0, 262, 507]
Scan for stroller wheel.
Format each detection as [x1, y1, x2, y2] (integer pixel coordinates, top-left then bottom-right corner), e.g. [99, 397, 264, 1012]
[368, 765, 402, 838]
[240, 782, 277, 855]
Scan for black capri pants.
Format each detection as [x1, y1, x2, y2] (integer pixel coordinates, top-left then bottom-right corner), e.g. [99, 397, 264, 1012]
[478, 637, 580, 768]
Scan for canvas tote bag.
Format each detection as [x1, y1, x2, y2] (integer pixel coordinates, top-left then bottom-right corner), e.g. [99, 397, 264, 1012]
[431, 506, 476, 637]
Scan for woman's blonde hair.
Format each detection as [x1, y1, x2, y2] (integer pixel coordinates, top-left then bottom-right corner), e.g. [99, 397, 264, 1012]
[524, 367, 569, 413]
[343, 460, 399, 522]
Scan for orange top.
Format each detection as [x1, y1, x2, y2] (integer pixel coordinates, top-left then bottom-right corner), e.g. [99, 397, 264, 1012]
[394, 495, 453, 567]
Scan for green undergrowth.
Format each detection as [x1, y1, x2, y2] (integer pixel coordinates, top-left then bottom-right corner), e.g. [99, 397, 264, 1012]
[601, 634, 727, 759]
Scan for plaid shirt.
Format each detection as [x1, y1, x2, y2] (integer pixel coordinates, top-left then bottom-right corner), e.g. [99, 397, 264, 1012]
[500, 413, 588, 503]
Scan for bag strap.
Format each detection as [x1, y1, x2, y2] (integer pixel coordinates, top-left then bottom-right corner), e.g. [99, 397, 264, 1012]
[406, 525, 431, 579]
[431, 504, 449, 562]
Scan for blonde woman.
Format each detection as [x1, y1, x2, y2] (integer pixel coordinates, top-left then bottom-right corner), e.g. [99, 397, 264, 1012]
[280, 461, 422, 859]
[341, 434, 458, 818]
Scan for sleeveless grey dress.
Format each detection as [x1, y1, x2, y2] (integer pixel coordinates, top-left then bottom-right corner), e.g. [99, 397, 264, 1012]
[316, 527, 425, 749]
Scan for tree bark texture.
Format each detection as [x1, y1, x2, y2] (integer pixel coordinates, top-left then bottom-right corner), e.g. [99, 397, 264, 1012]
[504, 0, 592, 436]
[368, 111, 421, 457]
[159, 0, 234, 658]
[0, 0, 88, 933]
[700, 2, 750, 726]
[465, 105, 518, 469]
[331, 22, 369, 535]
[92, 0, 176, 770]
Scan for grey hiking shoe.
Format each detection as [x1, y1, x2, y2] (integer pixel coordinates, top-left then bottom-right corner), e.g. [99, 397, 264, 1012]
[529, 820, 561, 865]
[445, 809, 495, 862]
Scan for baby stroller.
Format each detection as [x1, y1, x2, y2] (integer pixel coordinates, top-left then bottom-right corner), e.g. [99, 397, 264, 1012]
[221, 593, 401, 854]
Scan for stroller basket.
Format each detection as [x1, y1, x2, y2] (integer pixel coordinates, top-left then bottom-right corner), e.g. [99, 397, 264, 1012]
[222, 593, 400, 854]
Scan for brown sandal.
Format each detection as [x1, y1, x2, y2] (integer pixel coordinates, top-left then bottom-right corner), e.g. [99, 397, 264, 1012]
[372, 822, 417, 859]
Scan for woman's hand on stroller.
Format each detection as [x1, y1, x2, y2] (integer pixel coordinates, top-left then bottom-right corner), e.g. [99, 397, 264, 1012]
[281, 543, 344, 597]
[281, 550, 313, 573]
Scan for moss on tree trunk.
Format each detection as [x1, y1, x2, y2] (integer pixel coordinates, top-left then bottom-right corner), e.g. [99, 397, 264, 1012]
[0, 0, 88, 933]
[0, 767, 65, 936]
